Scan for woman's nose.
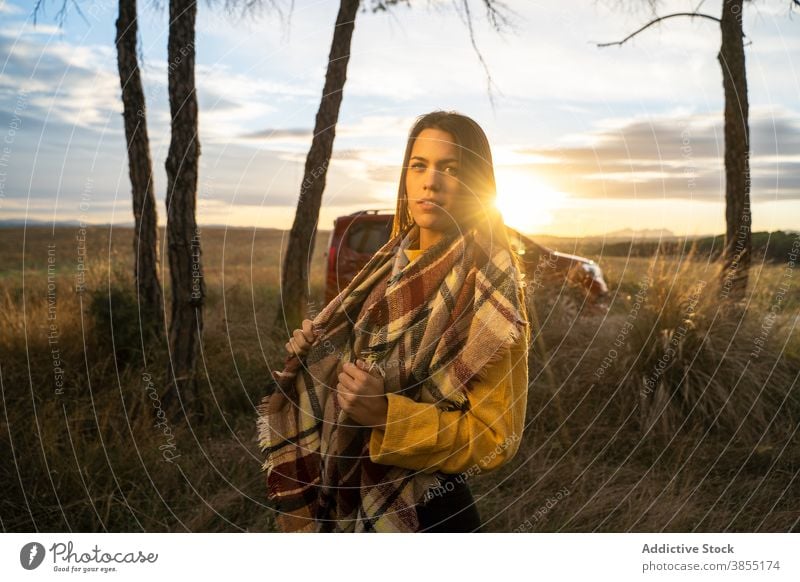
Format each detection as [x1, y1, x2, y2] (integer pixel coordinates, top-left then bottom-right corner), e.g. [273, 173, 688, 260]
[423, 168, 441, 191]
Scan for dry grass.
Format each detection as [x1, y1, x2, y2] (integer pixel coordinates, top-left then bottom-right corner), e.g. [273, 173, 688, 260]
[0, 226, 798, 532]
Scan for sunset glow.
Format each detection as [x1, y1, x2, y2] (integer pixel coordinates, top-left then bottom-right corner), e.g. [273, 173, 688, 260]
[494, 170, 569, 235]
[0, 0, 796, 237]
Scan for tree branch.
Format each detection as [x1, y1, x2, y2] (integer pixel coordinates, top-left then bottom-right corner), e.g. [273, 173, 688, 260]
[596, 12, 721, 48]
[457, 0, 500, 110]
[32, 0, 89, 28]
[369, 0, 517, 111]
[479, 0, 518, 33]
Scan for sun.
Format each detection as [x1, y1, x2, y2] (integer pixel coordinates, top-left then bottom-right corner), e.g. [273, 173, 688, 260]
[494, 170, 567, 234]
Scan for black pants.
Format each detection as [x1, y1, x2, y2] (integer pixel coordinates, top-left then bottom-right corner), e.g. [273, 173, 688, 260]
[416, 474, 482, 533]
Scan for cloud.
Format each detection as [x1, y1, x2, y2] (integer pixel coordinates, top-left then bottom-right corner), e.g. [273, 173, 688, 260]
[0, 29, 122, 132]
[239, 127, 311, 140]
[0, 2, 24, 15]
[238, 114, 412, 143]
[514, 107, 800, 200]
[0, 12, 401, 226]
[135, 60, 312, 145]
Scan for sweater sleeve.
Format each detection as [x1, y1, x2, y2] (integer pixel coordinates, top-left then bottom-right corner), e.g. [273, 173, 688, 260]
[368, 313, 530, 475]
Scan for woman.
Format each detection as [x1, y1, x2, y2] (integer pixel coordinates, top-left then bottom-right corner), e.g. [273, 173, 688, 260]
[257, 111, 530, 533]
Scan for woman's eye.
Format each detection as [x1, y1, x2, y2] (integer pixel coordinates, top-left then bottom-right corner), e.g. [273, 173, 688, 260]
[444, 166, 459, 176]
[410, 163, 425, 171]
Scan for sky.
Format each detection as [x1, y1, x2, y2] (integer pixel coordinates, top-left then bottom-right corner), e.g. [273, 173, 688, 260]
[1, 0, 799, 237]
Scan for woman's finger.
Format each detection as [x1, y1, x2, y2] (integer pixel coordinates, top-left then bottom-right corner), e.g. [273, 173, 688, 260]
[356, 358, 382, 379]
[337, 371, 354, 392]
[301, 319, 316, 343]
[343, 361, 366, 381]
[334, 383, 349, 408]
[287, 337, 306, 357]
[292, 328, 310, 347]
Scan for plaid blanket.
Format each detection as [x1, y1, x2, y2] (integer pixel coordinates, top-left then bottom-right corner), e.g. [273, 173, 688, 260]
[257, 215, 527, 532]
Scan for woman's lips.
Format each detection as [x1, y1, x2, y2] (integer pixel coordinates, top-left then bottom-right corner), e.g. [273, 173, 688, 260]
[417, 200, 441, 212]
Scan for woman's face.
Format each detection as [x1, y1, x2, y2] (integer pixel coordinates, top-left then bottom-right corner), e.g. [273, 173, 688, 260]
[405, 128, 465, 245]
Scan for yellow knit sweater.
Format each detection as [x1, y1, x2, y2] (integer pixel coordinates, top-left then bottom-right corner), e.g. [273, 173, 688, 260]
[368, 247, 529, 475]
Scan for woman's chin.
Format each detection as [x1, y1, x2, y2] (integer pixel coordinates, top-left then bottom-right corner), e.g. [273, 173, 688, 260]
[414, 215, 458, 232]
[414, 224, 464, 244]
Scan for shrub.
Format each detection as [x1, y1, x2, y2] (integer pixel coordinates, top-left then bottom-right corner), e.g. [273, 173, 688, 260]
[88, 283, 148, 367]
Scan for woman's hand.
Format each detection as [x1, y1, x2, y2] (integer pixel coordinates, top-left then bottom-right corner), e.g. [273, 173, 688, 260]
[284, 318, 316, 359]
[336, 359, 388, 428]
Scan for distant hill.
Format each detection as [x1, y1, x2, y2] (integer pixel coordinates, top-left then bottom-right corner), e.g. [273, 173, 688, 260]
[0, 219, 320, 235]
[0, 219, 86, 228]
[2, 222, 795, 263]
[599, 228, 680, 240]
[532, 230, 799, 263]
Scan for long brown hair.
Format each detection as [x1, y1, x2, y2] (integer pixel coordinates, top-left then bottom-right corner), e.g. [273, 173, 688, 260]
[391, 111, 523, 276]
[391, 111, 493, 236]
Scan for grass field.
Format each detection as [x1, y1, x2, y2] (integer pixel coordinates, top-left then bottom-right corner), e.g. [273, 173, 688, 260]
[1, 225, 798, 532]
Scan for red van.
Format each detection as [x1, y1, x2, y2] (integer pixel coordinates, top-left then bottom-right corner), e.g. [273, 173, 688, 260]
[324, 210, 394, 304]
[324, 210, 609, 309]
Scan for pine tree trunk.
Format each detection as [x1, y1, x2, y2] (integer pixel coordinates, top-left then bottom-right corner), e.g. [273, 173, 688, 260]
[165, 0, 203, 404]
[116, 0, 164, 340]
[717, 0, 751, 304]
[276, 0, 360, 330]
